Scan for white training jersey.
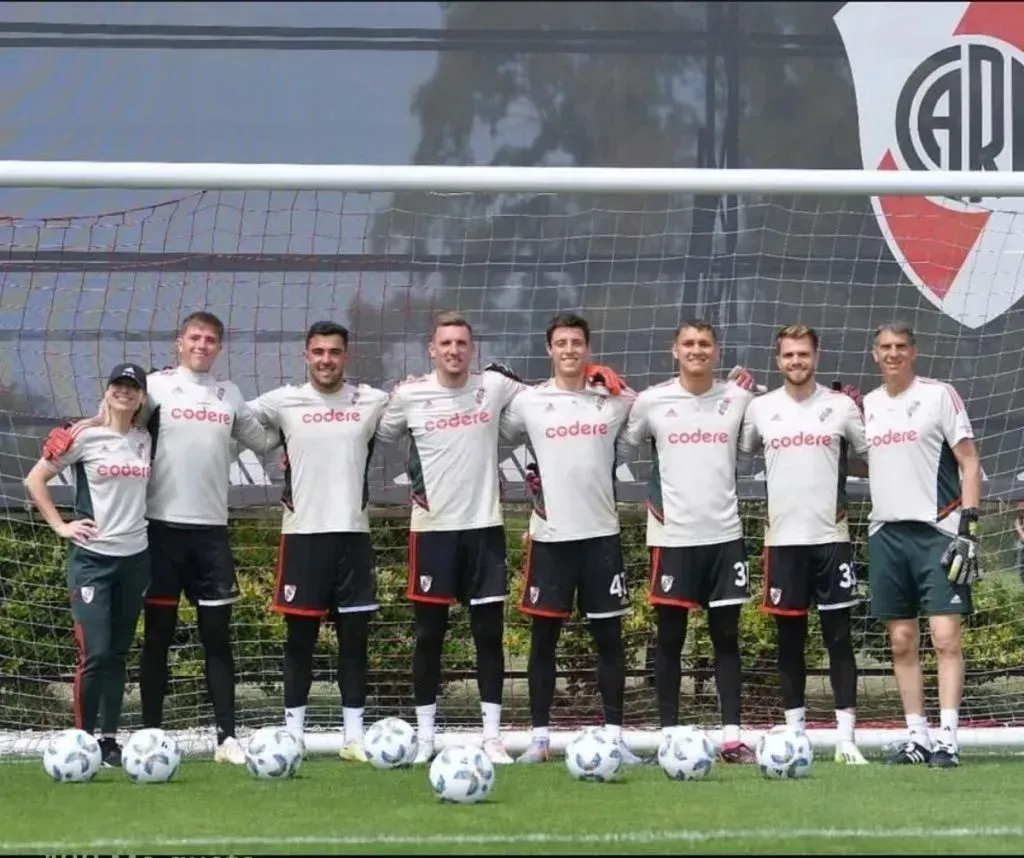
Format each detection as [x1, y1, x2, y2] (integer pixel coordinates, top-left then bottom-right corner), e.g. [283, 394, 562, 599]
[42, 422, 152, 556]
[623, 379, 752, 548]
[247, 381, 389, 534]
[739, 384, 868, 546]
[375, 370, 523, 532]
[145, 366, 278, 527]
[863, 377, 974, 537]
[500, 381, 634, 542]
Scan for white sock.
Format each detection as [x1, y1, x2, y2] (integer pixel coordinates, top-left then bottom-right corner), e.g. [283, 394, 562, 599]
[939, 708, 959, 748]
[415, 703, 437, 744]
[661, 725, 675, 738]
[604, 724, 622, 740]
[906, 713, 932, 749]
[722, 724, 741, 745]
[785, 707, 807, 733]
[343, 707, 364, 744]
[481, 701, 501, 741]
[835, 709, 855, 744]
[285, 705, 306, 736]
[532, 726, 550, 743]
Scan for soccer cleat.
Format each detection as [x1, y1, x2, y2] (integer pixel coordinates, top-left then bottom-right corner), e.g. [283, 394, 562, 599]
[929, 743, 960, 769]
[99, 737, 123, 768]
[886, 740, 932, 765]
[482, 737, 515, 765]
[213, 735, 246, 765]
[515, 738, 552, 764]
[616, 740, 650, 766]
[338, 739, 367, 763]
[411, 738, 436, 765]
[834, 740, 870, 765]
[720, 741, 757, 764]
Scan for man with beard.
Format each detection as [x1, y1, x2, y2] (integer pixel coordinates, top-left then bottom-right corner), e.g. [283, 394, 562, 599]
[247, 321, 389, 761]
[739, 324, 870, 764]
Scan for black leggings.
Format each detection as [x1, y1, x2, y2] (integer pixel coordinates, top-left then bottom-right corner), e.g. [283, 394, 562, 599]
[527, 615, 625, 728]
[283, 611, 372, 709]
[653, 604, 742, 728]
[140, 602, 236, 741]
[412, 601, 505, 706]
[776, 610, 857, 711]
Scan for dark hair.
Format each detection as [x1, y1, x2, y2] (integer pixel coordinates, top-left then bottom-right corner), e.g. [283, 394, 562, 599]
[874, 321, 916, 347]
[305, 320, 349, 349]
[432, 310, 473, 339]
[179, 311, 225, 340]
[674, 320, 718, 342]
[545, 312, 590, 346]
[775, 323, 820, 354]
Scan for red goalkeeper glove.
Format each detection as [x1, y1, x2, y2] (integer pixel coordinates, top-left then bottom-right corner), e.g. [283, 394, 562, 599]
[41, 423, 77, 464]
[832, 380, 864, 413]
[524, 462, 542, 495]
[727, 366, 757, 392]
[585, 363, 627, 396]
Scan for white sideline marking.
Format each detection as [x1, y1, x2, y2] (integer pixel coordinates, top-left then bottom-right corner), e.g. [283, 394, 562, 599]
[4, 826, 1024, 851]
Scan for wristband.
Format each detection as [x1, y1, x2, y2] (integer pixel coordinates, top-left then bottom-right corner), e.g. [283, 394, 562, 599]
[959, 507, 980, 539]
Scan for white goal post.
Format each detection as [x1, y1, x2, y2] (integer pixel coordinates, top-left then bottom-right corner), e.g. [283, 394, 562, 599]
[2, 159, 1024, 758]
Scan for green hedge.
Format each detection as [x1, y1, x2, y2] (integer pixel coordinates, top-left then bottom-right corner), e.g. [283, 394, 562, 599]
[2, 502, 1023, 725]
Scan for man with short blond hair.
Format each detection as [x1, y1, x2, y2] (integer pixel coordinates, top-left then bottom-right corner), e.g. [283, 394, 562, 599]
[139, 310, 278, 765]
[740, 324, 870, 764]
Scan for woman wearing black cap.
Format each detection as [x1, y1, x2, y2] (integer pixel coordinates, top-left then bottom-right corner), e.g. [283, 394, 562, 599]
[23, 362, 152, 768]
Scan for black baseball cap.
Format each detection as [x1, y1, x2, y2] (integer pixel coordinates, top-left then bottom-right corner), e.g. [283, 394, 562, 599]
[107, 362, 148, 392]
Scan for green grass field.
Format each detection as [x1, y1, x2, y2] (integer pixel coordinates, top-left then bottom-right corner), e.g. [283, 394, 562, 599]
[4, 752, 1024, 854]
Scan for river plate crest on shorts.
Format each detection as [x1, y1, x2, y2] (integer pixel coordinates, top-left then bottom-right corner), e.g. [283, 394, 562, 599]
[835, 1, 1024, 329]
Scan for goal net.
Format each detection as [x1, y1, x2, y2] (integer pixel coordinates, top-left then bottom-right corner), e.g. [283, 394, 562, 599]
[1, 162, 1024, 756]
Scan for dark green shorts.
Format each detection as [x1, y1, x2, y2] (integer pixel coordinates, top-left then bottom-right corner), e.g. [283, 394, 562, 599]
[867, 522, 972, 620]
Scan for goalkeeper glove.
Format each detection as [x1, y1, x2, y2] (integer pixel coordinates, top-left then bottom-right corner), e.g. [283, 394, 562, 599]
[941, 507, 982, 586]
[41, 422, 77, 464]
[585, 363, 627, 396]
[727, 366, 757, 392]
[484, 362, 523, 383]
[832, 380, 865, 413]
[524, 462, 542, 495]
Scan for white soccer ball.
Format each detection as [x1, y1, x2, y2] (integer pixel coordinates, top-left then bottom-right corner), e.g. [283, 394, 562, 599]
[42, 728, 102, 783]
[564, 726, 623, 782]
[364, 717, 418, 769]
[790, 730, 814, 778]
[657, 727, 716, 781]
[245, 726, 304, 780]
[428, 743, 493, 804]
[756, 725, 803, 779]
[123, 728, 181, 784]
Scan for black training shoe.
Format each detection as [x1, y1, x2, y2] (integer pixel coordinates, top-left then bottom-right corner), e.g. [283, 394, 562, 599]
[886, 740, 931, 765]
[929, 745, 960, 768]
[99, 737, 123, 768]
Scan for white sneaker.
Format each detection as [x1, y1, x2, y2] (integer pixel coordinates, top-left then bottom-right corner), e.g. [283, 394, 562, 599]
[834, 739, 869, 765]
[214, 736, 246, 765]
[482, 737, 514, 765]
[412, 738, 435, 764]
[616, 740, 648, 766]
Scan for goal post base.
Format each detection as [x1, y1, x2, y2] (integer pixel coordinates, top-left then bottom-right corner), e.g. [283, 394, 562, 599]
[4, 727, 1024, 758]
